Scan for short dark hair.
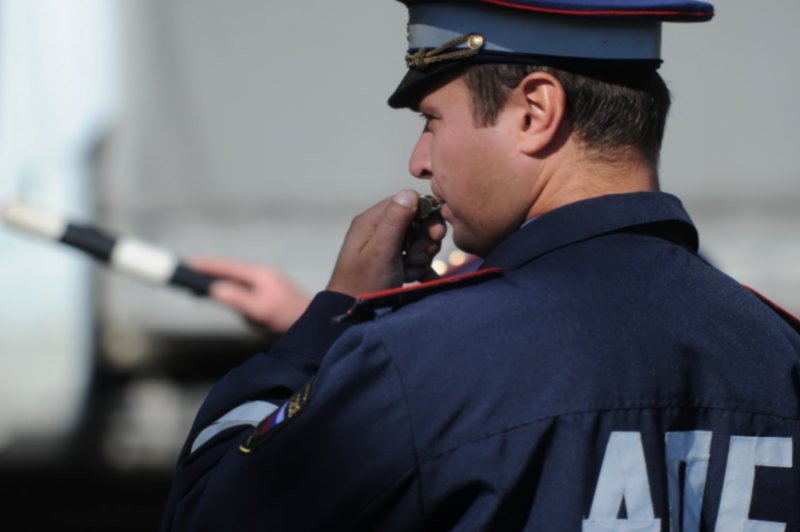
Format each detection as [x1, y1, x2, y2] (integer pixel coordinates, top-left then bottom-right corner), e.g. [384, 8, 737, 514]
[461, 63, 671, 168]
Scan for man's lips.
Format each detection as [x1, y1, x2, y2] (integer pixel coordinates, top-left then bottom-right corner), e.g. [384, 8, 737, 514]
[428, 191, 447, 219]
[429, 188, 443, 206]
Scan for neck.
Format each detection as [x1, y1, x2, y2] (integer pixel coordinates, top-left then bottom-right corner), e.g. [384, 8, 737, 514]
[525, 142, 658, 219]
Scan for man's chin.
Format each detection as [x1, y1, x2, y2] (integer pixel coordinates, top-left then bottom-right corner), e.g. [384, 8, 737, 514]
[452, 232, 489, 260]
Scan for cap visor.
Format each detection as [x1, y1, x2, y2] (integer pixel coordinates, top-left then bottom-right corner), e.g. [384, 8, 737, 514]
[387, 62, 466, 109]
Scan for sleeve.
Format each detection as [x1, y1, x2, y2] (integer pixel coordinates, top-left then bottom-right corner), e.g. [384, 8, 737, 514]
[179, 290, 357, 446]
[162, 297, 424, 531]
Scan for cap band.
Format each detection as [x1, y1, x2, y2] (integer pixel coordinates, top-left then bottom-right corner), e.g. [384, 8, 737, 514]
[408, 2, 662, 61]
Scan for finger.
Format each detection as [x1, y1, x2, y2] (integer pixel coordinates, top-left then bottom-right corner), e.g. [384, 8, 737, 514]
[334, 197, 395, 262]
[405, 236, 441, 258]
[420, 214, 447, 243]
[403, 250, 440, 272]
[209, 280, 262, 316]
[403, 237, 441, 272]
[403, 213, 445, 258]
[402, 241, 440, 270]
[188, 256, 264, 283]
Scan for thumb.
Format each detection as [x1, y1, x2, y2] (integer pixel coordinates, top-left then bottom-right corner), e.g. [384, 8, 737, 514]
[371, 190, 418, 249]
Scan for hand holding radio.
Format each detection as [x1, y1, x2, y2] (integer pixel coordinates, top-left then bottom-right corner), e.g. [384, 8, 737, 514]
[326, 190, 445, 298]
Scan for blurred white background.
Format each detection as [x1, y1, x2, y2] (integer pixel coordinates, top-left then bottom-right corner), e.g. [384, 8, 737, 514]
[0, 0, 797, 528]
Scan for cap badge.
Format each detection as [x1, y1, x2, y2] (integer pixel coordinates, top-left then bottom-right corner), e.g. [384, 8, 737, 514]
[405, 33, 484, 70]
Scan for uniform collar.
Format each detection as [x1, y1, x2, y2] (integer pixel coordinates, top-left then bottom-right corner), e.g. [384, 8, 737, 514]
[480, 192, 698, 272]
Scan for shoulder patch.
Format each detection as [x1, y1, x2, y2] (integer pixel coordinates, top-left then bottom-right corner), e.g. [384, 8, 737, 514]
[744, 285, 800, 336]
[238, 379, 315, 454]
[338, 267, 503, 322]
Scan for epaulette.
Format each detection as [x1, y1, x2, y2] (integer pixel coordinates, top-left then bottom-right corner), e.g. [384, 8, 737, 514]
[337, 267, 503, 322]
[745, 285, 800, 337]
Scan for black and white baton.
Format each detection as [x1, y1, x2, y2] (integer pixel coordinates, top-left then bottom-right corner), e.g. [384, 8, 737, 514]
[2, 201, 219, 296]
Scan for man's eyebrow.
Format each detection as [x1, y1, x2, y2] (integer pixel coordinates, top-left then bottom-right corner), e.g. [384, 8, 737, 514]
[415, 103, 438, 116]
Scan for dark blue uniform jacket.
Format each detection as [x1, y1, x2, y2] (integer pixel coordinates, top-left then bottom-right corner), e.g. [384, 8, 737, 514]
[163, 192, 800, 531]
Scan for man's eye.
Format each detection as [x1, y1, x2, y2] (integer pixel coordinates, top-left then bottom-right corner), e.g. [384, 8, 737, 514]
[418, 113, 436, 131]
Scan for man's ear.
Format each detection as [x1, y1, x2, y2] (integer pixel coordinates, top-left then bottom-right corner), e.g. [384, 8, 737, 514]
[512, 71, 567, 155]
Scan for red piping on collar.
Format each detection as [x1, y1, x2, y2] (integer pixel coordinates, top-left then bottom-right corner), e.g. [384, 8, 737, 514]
[355, 267, 503, 303]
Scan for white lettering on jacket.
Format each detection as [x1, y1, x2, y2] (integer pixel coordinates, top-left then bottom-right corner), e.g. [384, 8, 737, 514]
[665, 431, 712, 532]
[584, 431, 792, 531]
[583, 431, 661, 531]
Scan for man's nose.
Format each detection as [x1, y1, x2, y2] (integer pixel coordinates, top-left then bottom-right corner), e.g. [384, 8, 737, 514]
[409, 133, 432, 179]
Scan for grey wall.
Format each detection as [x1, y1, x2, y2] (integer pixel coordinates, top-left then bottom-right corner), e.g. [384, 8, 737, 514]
[1, 0, 794, 478]
[97, 0, 800, 367]
[660, 2, 800, 202]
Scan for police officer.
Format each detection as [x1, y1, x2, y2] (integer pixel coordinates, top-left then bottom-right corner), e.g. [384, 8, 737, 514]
[163, 1, 800, 530]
